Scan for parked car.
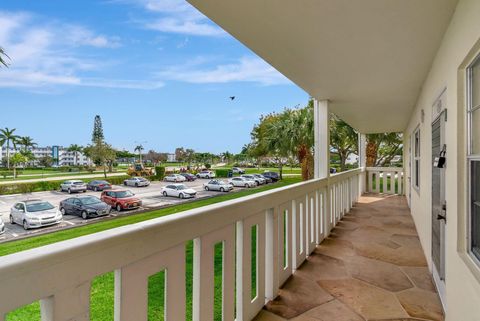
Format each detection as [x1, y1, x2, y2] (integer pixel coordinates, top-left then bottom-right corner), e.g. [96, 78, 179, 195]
[180, 173, 197, 181]
[242, 174, 265, 186]
[228, 177, 256, 188]
[232, 167, 245, 174]
[87, 180, 112, 192]
[10, 200, 62, 230]
[253, 173, 270, 184]
[196, 170, 216, 179]
[60, 180, 87, 194]
[262, 171, 280, 182]
[0, 218, 5, 235]
[101, 190, 142, 212]
[164, 174, 187, 182]
[162, 184, 197, 199]
[124, 177, 150, 187]
[60, 196, 111, 219]
[203, 179, 234, 192]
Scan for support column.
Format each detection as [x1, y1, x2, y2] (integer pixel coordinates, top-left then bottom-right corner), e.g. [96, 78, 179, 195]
[358, 133, 367, 194]
[314, 99, 330, 179]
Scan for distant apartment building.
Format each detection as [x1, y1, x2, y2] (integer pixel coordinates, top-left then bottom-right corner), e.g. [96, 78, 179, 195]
[0, 145, 92, 167]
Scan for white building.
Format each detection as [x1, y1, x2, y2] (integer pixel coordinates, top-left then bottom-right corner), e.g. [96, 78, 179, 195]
[0, 146, 92, 167]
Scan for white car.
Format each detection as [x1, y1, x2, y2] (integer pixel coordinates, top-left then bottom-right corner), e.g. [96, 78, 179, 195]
[203, 179, 234, 192]
[196, 170, 216, 179]
[232, 167, 245, 174]
[242, 174, 265, 186]
[0, 218, 4, 235]
[228, 177, 256, 188]
[60, 180, 87, 194]
[162, 184, 197, 199]
[164, 174, 187, 182]
[124, 177, 150, 187]
[10, 200, 62, 230]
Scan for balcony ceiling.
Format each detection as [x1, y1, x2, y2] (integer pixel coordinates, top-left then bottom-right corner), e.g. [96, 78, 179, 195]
[187, 0, 458, 133]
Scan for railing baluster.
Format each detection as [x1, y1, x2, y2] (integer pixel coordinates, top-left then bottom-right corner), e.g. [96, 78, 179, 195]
[40, 282, 91, 321]
[193, 224, 235, 321]
[114, 244, 185, 321]
[294, 197, 306, 269]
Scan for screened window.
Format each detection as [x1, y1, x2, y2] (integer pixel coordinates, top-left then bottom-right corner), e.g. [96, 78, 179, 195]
[468, 55, 480, 262]
[413, 127, 421, 190]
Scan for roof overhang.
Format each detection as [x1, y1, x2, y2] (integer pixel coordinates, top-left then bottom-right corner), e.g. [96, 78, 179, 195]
[187, 0, 458, 133]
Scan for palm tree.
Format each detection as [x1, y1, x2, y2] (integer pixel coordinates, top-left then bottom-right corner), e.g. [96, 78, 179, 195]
[0, 47, 10, 68]
[0, 128, 20, 169]
[134, 145, 144, 163]
[18, 136, 37, 152]
[67, 144, 84, 166]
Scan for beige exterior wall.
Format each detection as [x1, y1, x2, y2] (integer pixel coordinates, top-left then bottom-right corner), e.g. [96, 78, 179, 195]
[404, 0, 480, 319]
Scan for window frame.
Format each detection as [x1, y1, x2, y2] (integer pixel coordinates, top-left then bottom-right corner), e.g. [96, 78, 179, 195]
[467, 54, 480, 264]
[412, 126, 421, 193]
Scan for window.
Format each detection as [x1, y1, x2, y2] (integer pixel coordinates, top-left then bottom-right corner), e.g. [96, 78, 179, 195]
[468, 55, 480, 262]
[413, 127, 421, 191]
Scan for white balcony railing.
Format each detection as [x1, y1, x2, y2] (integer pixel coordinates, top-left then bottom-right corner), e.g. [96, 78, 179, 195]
[0, 168, 364, 321]
[366, 167, 405, 195]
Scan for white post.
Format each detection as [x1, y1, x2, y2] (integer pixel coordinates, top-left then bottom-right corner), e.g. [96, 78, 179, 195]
[358, 133, 367, 194]
[314, 99, 330, 179]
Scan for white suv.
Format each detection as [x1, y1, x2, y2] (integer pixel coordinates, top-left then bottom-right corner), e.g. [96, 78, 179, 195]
[196, 170, 216, 179]
[60, 180, 87, 194]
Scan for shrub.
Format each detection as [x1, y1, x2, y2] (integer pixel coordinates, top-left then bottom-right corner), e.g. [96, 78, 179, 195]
[215, 169, 231, 178]
[205, 163, 211, 169]
[105, 176, 131, 185]
[155, 166, 166, 181]
[0, 171, 13, 179]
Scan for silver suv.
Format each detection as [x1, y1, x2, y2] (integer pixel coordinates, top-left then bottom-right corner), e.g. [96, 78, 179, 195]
[60, 180, 87, 194]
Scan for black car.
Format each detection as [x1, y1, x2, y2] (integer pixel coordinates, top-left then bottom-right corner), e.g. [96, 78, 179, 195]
[60, 196, 111, 219]
[262, 171, 280, 182]
[87, 180, 112, 191]
[180, 173, 197, 181]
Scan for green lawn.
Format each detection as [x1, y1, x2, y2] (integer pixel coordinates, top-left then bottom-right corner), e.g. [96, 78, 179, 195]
[4, 177, 300, 321]
[0, 170, 126, 182]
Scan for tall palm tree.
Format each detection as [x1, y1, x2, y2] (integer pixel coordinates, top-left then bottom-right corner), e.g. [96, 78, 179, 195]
[134, 145, 144, 163]
[67, 144, 83, 166]
[18, 136, 37, 152]
[0, 47, 10, 68]
[0, 128, 20, 169]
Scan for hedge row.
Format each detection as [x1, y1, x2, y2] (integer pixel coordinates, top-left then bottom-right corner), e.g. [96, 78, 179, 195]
[0, 175, 131, 196]
[215, 169, 231, 178]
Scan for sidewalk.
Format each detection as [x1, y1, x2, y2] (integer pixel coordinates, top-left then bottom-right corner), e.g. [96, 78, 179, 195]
[0, 172, 126, 185]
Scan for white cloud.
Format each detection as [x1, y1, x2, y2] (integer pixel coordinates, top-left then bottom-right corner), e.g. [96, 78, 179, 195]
[123, 0, 225, 37]
[157, 56, 290, 86]
[0, 11, 160, 90]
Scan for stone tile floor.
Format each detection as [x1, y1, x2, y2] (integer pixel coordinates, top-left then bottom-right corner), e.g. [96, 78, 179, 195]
[254, 194, 444, 321]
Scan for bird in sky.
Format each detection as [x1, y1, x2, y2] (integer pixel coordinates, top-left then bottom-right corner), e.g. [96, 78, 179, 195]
[229, 96, 235, 100]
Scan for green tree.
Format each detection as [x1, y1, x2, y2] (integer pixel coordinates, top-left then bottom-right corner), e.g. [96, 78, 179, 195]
[330, 114, 358, 171]
[84, 142, 117, 178]
[38, 155, 53, 167]
[10, 153, 27, 178]
[134, 145, 144, 163]
[0, 128, 20, 169]
[92, 115, 104, 143]
[67, 144, 84, 166]
[366, 133, 403, 167]
[18, 136, 36, 152]
[0, 47, 10, 68]
[184, 149, 195, 167]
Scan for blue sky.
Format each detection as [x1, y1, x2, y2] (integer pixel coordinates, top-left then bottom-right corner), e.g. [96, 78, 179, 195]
[0, 0, 308, 154]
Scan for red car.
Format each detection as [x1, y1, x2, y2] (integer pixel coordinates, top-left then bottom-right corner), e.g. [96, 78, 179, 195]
[180, 173, 197, 181]
[101, 190, 142, 212]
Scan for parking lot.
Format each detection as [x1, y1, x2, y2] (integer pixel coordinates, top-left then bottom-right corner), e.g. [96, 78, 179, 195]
[0, 178, 260, 242]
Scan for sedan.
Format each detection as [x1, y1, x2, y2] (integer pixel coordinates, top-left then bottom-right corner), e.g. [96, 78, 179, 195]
[101, 190, 142, 212]
[165, 174, 187, 182]
[262, 171, 280, 182]
[60, 196, 111, 219]
[253, 174, 269, 184]
[162, 184, 197, 199]
[87, 180, 112, 191]
[232, 167, 245, 174]
[124, 177, 150, 187]
[228, 177, 256, 188]
[242, 174, 265, 186]
[203, 179, 234, 192]
[180, 173, 197, 181]
[10, 200, 62, 230]
[196, 170, 216, 179]
[60, 180, 87, 194]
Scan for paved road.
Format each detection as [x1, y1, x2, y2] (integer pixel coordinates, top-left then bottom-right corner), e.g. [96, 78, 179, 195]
[0, 172, 127, 185]
[0, 178, 265, 242]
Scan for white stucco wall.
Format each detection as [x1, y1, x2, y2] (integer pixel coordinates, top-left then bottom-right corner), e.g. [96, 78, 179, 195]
[404, 0, 480, 319]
